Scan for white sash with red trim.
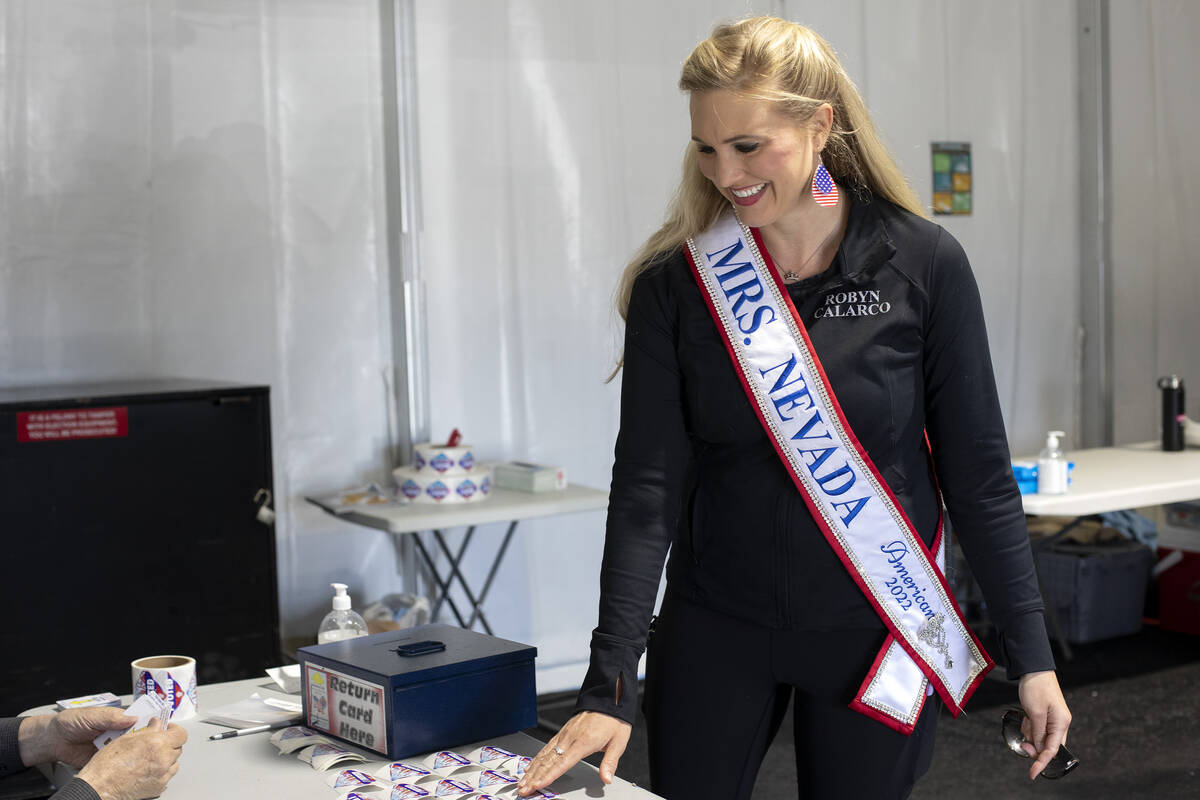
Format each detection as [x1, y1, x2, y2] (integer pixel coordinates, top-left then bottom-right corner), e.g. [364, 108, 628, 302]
[684, 210, 991, 734]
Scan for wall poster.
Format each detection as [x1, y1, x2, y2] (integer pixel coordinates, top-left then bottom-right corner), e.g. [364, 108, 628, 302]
[932, 142, 972, 215]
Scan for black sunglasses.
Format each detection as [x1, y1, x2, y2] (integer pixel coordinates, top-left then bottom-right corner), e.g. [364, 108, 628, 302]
[1001, 709, 1080, 779]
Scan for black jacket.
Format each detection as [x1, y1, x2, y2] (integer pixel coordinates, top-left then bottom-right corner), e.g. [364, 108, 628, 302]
[575, 193, 1055, 724]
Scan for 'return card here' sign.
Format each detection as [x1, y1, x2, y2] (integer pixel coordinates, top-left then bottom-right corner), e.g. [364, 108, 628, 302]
[304, 663, 386, 754]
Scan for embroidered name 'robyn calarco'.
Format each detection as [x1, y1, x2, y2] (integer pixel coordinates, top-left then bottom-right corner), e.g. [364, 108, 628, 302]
[814, 289, 891, 318]
[683, 209, 992, 734]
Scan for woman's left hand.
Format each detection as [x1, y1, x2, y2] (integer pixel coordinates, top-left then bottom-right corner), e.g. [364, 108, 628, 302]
[1016, 670, 1072, 780]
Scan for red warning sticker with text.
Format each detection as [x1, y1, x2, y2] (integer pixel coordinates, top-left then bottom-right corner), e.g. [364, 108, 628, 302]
[17, 407, 129, 442]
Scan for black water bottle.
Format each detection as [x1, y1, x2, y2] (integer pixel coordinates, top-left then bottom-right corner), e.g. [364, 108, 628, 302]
[1158, 374, 1185, 451]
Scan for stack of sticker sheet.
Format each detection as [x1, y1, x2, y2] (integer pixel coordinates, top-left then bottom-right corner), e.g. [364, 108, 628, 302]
[271, 726, 560, 798]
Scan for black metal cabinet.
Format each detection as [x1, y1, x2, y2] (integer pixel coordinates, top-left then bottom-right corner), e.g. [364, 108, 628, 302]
[0, 379, 280, 715]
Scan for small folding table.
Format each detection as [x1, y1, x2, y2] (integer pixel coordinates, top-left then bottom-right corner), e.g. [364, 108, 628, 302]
[311, 485, 608, 634]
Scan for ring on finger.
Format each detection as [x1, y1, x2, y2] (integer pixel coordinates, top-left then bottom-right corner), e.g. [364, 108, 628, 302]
[553, 745, 564, 756]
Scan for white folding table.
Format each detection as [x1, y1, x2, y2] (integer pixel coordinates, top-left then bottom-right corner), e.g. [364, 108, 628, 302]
[30, 677, 660, 799]
[1016, 442, 1200, 657]
[311, 486, 609, 633]
[1020, 441, 1200, 517]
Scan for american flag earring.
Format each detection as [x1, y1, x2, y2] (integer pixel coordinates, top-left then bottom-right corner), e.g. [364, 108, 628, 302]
[811, 161, 838, 207]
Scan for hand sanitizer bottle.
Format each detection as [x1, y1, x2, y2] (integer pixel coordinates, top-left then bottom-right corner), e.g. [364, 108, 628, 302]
[1036, 431, 1069, 495]
[318, 583, 368, 643]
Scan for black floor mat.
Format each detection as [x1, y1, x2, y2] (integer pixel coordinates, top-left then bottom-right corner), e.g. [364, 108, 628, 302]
[529, 625, 1200, 799]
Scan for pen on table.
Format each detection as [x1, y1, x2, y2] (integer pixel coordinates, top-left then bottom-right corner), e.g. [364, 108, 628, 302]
[209, 721, 296, 740]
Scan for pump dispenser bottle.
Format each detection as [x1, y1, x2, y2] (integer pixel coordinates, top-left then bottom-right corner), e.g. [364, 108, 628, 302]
[1036, 431, 1069, 495]
[317, 583, 368, 643]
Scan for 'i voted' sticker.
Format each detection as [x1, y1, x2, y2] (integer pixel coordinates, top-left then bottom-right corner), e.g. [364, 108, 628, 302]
[477, 746, 517, 763]
[383, 762, 431, 781]
[312, 744, 345, 757]
[431, 751, 471, 770]
[432, 779, 474, 796]
[330, 769, 379, 789]
[477, 770, 517, 789]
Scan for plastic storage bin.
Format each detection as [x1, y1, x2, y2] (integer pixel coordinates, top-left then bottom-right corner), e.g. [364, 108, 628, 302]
[1035, 540, 1153, 644]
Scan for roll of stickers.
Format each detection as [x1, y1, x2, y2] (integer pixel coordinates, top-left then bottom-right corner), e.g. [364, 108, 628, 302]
[131, 655, 198, 721]
[393, 465, 493, 504]
[413, 443, 478, 475]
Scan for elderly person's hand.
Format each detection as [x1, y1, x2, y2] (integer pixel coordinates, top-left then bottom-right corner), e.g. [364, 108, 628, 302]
[18, 707, 135, 768]
[18, 708, 188, 800]
[515, 711, 630, 797]
[1017, 670, 1072, 780]
[76, 720, 187, 800]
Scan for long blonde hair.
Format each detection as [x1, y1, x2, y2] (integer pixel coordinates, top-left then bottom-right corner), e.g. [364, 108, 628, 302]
[616, 16, 924, 328]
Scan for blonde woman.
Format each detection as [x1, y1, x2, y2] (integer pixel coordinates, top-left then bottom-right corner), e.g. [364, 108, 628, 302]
[518, 17, 1070, 800]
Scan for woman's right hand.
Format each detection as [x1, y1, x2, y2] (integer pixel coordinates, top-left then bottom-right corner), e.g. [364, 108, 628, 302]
[515, 711, 632, 797]
[1017, 670, 1072, 780]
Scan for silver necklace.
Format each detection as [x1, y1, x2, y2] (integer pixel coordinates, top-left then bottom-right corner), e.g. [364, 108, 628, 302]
[780, 216, 843, 282]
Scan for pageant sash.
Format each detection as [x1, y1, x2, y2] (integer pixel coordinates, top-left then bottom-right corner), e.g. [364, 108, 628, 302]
[684, 210, 991, 732]
[851, 526, 948, 733]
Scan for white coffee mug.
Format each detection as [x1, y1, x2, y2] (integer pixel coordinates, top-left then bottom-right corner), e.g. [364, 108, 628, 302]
[131, 655, 198, 721]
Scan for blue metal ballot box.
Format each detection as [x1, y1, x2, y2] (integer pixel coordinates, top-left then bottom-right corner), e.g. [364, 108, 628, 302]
[297, 624, 537, 758]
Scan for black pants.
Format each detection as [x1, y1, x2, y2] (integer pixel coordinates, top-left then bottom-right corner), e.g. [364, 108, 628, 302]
[644, 592, 939, 800]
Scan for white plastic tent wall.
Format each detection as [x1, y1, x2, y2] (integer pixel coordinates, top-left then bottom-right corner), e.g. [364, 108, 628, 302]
[2, 1, 1195, 693]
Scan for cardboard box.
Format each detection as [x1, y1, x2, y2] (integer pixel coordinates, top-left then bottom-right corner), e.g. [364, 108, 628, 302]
[297, 624, 537, 758]
[1036, 540, 1153, 644]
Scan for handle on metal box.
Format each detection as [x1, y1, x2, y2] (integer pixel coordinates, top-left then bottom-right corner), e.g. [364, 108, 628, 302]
[394, 640, 446, 657]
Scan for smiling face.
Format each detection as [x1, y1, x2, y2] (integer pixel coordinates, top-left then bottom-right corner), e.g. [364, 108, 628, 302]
[690, 89, 828, 231]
